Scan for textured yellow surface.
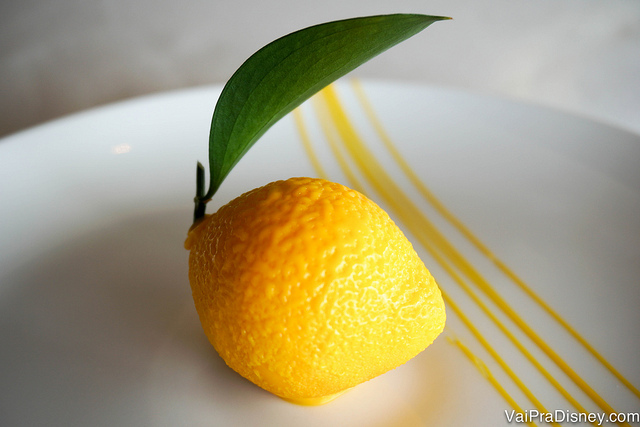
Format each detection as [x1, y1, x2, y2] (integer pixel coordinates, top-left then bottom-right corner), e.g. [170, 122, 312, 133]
[185, 177, 445, 403]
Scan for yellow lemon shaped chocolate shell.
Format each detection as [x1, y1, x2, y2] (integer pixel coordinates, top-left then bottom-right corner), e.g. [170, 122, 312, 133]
[185, 177, 446, 404]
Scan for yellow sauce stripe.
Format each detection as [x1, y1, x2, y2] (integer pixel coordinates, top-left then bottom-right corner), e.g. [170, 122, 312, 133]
[442, 288, 557, 424]
[434, 245, 590, 418]
[309, 97, 367, 194]
[316, 84, 625, 421]
[449, 337, 537, 427]
[311, 90, 587, 419]
[292, 108, 328, 180]
[307, 91, 549, 420]
[350, 79, 640, 402]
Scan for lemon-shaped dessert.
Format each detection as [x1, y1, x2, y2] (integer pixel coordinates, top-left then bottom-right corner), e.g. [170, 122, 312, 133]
[185, 177, 446, 404]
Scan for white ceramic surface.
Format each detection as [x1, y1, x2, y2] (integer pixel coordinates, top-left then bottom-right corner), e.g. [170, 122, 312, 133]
[1, 80, 638, 426]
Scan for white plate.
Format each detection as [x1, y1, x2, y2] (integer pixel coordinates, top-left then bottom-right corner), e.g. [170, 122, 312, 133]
[1, 80, 639, 426]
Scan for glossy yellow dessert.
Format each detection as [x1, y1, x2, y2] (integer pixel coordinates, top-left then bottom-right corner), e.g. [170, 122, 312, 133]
[185, 177, 446, 404]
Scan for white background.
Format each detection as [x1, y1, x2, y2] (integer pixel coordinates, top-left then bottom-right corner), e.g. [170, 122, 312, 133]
[1, 0, 639, 138]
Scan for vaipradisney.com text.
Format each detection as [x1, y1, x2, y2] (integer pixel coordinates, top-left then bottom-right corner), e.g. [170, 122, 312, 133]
[505, 409, 639, 425]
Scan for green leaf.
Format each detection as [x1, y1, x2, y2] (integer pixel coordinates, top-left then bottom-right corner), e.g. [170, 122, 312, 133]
[201, 13, 450, 203]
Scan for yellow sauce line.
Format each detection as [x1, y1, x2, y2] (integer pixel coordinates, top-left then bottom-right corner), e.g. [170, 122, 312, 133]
[312, 93, 564, 422]
[315, 84, 625, 422]
[309, 90, 587, 423]
[350, 79, 640, 402]
[449, 337, 537, 427]
[308, 98, 367, 194]
[304, 90, 547, 420]
[292, 108, 328, 179]
[436, 248, 589, 417]
[443, 288, 556, 425]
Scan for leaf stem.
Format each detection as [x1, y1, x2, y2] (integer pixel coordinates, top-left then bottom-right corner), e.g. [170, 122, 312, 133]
[193, 162, 209, 223]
